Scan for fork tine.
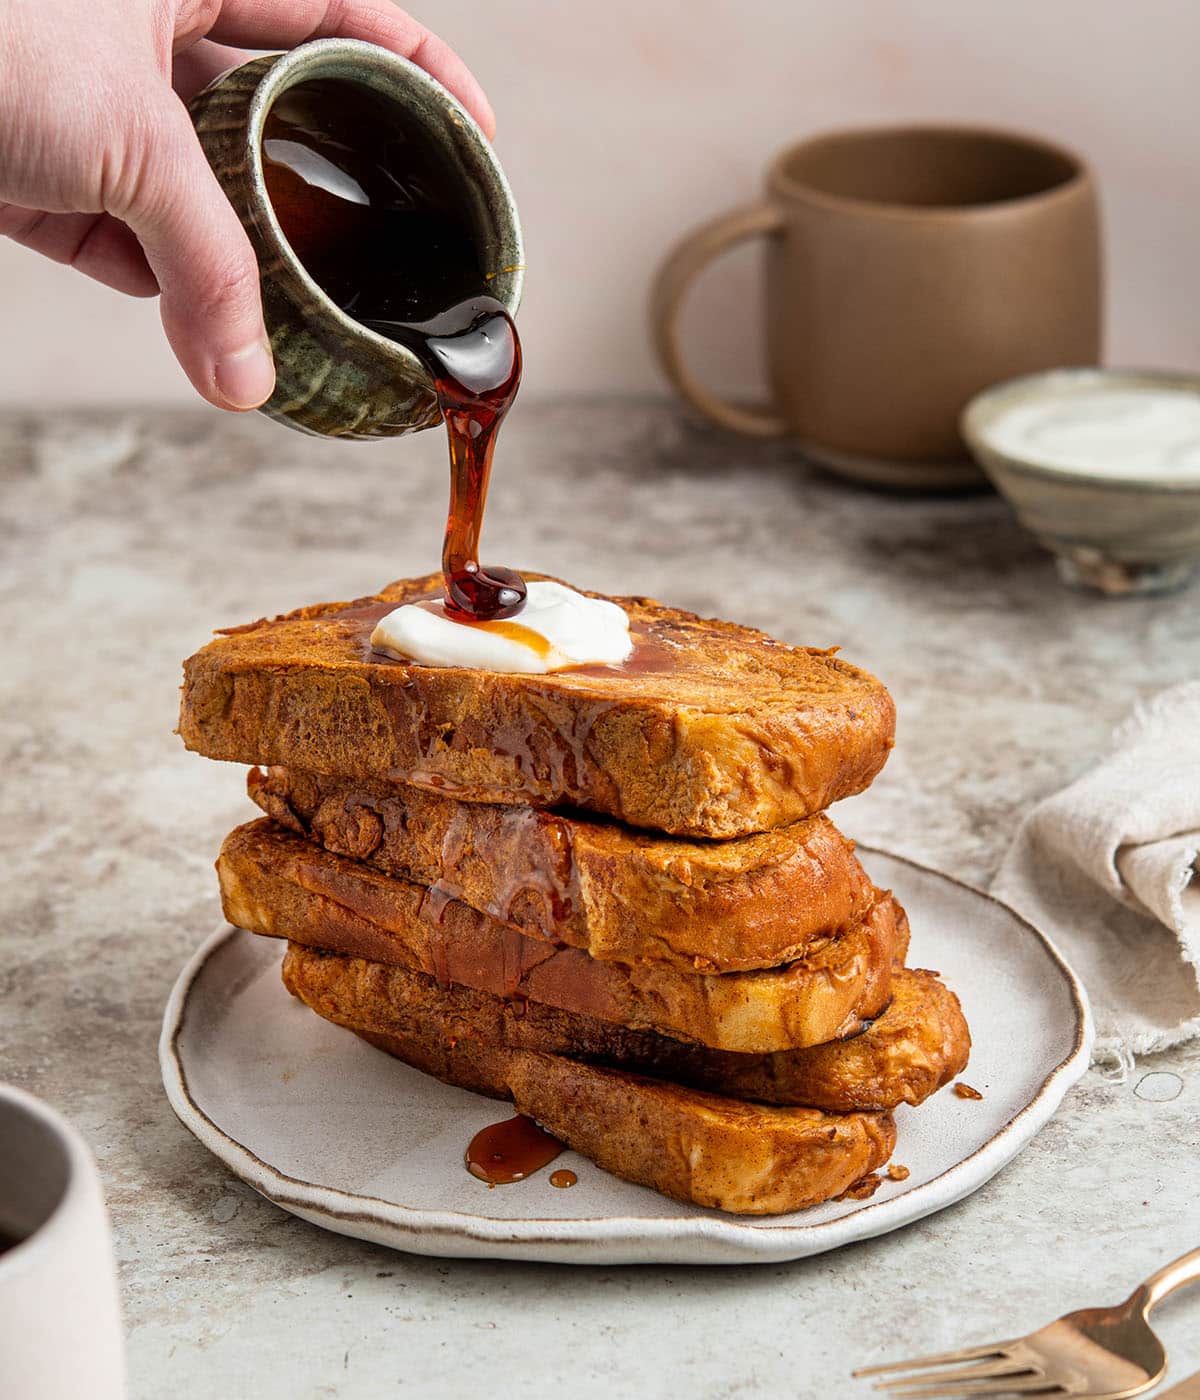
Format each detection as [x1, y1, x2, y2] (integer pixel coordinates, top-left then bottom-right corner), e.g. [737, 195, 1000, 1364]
[876, 1378, 1062, 1399]
[874, 1359, 1040, 1391]
[854, 1343, 1019, 1378]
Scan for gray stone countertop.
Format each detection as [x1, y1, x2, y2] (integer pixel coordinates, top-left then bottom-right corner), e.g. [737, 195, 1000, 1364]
[0, 402, 1197, 1399]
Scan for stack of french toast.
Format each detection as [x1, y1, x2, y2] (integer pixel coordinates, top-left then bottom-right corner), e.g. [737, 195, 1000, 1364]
[179, 573, 969, 1215]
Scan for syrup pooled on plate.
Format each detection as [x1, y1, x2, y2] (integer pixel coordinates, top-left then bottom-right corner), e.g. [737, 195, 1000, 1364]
[465, 1115, 565, 1185]
[262, 79, 526, 621]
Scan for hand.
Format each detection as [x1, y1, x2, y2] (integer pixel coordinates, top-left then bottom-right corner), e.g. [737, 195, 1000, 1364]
[0, 0, 495, 410]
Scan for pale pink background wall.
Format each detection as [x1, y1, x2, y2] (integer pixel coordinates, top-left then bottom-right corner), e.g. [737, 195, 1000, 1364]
[1, 0, 1197, 405]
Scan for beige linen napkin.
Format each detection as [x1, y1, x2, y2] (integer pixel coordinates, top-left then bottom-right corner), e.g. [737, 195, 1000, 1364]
[992, 683, 1200, 1068]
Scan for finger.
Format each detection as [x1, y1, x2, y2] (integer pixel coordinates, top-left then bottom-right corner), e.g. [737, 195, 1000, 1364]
[0, 205, 158, 297]
[119, 96, 274, 410]
[172, 38, 252, 103]
[204, 0, 495, 137]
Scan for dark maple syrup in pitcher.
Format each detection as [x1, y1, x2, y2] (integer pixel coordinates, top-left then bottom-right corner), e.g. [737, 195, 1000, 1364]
[262, 79, 526, 620]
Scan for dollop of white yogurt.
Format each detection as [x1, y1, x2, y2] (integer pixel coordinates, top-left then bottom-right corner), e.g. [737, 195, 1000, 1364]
[370, 579, 633, 674]
[986, 386, 1200, 479]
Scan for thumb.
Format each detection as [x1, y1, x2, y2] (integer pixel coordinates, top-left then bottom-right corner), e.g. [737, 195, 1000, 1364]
[123, 97, 275, 411]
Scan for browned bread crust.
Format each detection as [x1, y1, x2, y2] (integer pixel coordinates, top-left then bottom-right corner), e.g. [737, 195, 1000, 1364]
[219, 818, 907, 1052]
[249, 766, 876, 972]
[283, 945, 969, 1112]
[500, 1053, 895, 1214]
[335, 1013, 896, 1213]
[180, 574, 895, 838]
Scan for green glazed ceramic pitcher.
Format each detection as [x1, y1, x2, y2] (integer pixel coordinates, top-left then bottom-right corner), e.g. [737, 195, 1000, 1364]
[189, 39, 524, 439]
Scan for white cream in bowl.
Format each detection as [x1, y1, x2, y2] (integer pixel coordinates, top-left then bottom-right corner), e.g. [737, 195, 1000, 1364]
[983, 385, 1200, 481]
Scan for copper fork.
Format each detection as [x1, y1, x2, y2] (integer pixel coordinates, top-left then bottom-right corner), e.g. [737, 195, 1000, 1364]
[853, 1247, 1200, 1398]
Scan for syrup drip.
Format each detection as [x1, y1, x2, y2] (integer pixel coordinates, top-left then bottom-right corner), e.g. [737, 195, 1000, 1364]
[549, 1169, 577, 1189]
[365, 298, 526, 621]
[261, 79, 526, 624]
[466, 615, 553, 660]
[466, 1115, 564, 1184]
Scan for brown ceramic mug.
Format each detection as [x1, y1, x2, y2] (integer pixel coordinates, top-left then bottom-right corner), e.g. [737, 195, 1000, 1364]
[651, 125, 1102, 489]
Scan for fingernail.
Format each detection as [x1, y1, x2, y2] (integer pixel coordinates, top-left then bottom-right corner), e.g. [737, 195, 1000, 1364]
[215, 338, 275, 410]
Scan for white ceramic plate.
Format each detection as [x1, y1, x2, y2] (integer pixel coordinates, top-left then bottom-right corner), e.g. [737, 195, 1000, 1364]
[160, 849, 1092, 1265]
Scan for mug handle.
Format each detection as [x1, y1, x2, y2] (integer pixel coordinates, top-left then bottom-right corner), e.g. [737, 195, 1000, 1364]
[650, 202, 789, 437]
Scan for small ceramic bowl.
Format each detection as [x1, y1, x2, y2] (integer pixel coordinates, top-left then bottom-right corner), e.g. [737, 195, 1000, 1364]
[962, 368, 1200, 595]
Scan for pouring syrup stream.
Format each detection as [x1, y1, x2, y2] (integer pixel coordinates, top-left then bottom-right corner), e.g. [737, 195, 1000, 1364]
[260, 78, 527, 621]
[365, 298, 526, 620]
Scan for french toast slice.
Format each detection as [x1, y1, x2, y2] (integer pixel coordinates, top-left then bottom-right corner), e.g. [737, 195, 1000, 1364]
[356, 1028, 896, 1214]
[219, 819, 907, 1053]
[278, 960, 896, 1213]
[283, 945, 970, 1112]
[248, 766, 876, 972]
[180, 573, 895, 837]
[495, 1053, 896, 1215]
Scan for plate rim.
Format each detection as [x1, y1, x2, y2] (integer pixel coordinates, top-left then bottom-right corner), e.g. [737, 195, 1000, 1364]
[159, 846, 1094, 1260]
